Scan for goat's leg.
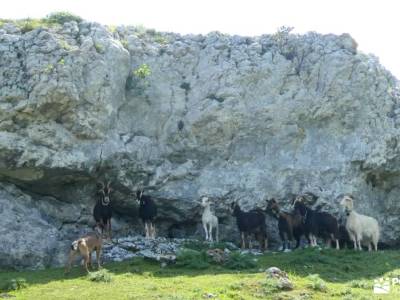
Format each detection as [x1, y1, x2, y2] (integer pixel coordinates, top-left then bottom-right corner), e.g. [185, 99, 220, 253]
[151, 223, 156, 239]
[215, 224, 219, 243]
[335, 239, 339, 250]
[325, 238, 331, 248]
[149, 222, 154, 239]
[209, 223, 213, 242]
[108, 219, 112, 240]
[241, 232, 246, 249]
[145, 222, 149, 239]
[356, 236, 362, 250]
[308, 234, 314, 247]
[249, 235, 253, 249]
[203, 222, 208, 241]
[368, 243, 372, 252]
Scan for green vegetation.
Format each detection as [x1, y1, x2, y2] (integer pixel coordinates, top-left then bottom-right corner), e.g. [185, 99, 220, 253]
[0, 11, 82, 33]
[133, 63, 151, 79]
[44, 11, 83, 25]
[1, 248, 400, 299]
[94, 43, 104, 54]
[87, 269, 113, 283]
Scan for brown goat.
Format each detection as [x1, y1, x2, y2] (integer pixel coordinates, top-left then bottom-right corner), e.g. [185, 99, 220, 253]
[266, 198, 305, 251]
[65, 226, 103, 273]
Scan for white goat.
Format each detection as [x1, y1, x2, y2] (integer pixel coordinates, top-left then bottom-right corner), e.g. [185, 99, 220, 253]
[201, 197, 219, 242]
[340, 195, 380, 251]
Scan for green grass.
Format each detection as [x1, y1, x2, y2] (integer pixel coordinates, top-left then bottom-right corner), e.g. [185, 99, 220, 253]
[1, 249, 400, 299]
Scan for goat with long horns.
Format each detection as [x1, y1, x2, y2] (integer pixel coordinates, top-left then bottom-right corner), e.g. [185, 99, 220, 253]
[93, 181, 113, 239]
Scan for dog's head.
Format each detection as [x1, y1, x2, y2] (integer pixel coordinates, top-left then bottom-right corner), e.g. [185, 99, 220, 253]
[71, 240, 79, 251]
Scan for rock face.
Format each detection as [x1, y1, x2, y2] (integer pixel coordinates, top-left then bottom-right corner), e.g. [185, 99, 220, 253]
[1, 21, 400, 268]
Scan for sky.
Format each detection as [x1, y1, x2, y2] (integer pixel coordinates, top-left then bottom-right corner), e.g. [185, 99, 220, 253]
[2, 0, 400, 79]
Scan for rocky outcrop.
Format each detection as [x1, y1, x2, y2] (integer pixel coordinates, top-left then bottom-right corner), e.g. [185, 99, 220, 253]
[1, 20, 400, 268]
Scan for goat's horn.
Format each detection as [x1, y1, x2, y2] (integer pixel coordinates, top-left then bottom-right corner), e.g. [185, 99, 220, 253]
[107, 181, 112, 188]
[97, 181, 105, 189]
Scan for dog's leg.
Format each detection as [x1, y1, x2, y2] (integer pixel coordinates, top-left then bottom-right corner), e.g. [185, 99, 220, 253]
[88, 251, 92, 270]
[65, 250, 76, 274]
[96, 247, 102, 269]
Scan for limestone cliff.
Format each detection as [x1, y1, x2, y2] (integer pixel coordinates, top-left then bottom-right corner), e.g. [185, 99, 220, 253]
[1, 20, 399, 268]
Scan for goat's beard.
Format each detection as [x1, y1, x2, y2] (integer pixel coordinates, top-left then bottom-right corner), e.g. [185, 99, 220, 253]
[102, 197, 110, 205]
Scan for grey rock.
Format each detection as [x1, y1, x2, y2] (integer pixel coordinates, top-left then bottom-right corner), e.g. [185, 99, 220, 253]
[1, 20, 400, 268]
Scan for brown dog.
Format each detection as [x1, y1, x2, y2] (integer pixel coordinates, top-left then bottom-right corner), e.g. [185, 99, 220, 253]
[65, 225, 103, 273]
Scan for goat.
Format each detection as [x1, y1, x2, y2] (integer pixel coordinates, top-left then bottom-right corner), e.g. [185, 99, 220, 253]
[293, 195, 340, 249]
[93, 181, 112, 239]
[266, 198, 305, 251]
[231, 202, 268, 250]
[65, 225, 103, 273]
[136, 189, 157, 239]
[201, 197, 219, 242]
[340, 195, 380, 251]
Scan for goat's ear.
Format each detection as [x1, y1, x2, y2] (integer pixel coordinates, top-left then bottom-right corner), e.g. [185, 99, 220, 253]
[97, 181, 105, 190]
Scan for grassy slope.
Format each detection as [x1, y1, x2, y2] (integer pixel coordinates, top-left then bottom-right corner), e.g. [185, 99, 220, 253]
[1, 248, 400, 299]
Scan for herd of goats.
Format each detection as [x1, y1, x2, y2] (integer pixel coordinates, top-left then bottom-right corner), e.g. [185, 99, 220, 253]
[65, 181, 380, 273]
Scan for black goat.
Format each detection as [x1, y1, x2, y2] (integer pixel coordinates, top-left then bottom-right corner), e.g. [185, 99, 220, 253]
[293, 199, 339, 249]
[266, 198, 306, 251]
[231, 202, 267, 250]
[93, 181, 112, 239]
[136, 190, 157, 239]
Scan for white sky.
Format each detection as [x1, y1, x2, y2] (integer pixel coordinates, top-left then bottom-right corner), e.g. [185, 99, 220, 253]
[3, 0, 400, 79]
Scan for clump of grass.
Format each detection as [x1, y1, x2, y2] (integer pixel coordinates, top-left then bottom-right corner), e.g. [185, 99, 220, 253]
[175, 249, 210, 270]
[121, 39, 128, 49]
[87, 269, 113, 283]
[0, 278, 27, 292]
[133, 64, 151, 79]
[45, 11, 82, 25]
[94, 43, 104, 53]
[224, 252, 257, 270]
[349, 279, 371, 289]
[306, 274, 327, 292]
[262, 277, 280, 295]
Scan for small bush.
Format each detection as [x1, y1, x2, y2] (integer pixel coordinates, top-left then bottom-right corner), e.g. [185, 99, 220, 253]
[121, 39, 129, 49]
[263, 277, 280, 294]
[16, 18, 45, 33]
[45, 12, 82, 24]
[133, 64, 151, 79]
[0, 278, 27, 292]
[87, 269, 113, 283]
[176, 249, 210, 270]
[306, 274, 327, 292]
[224, 252, 257, 270]
[94, 43, 104, 53]
[349, 279, 371, 289]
